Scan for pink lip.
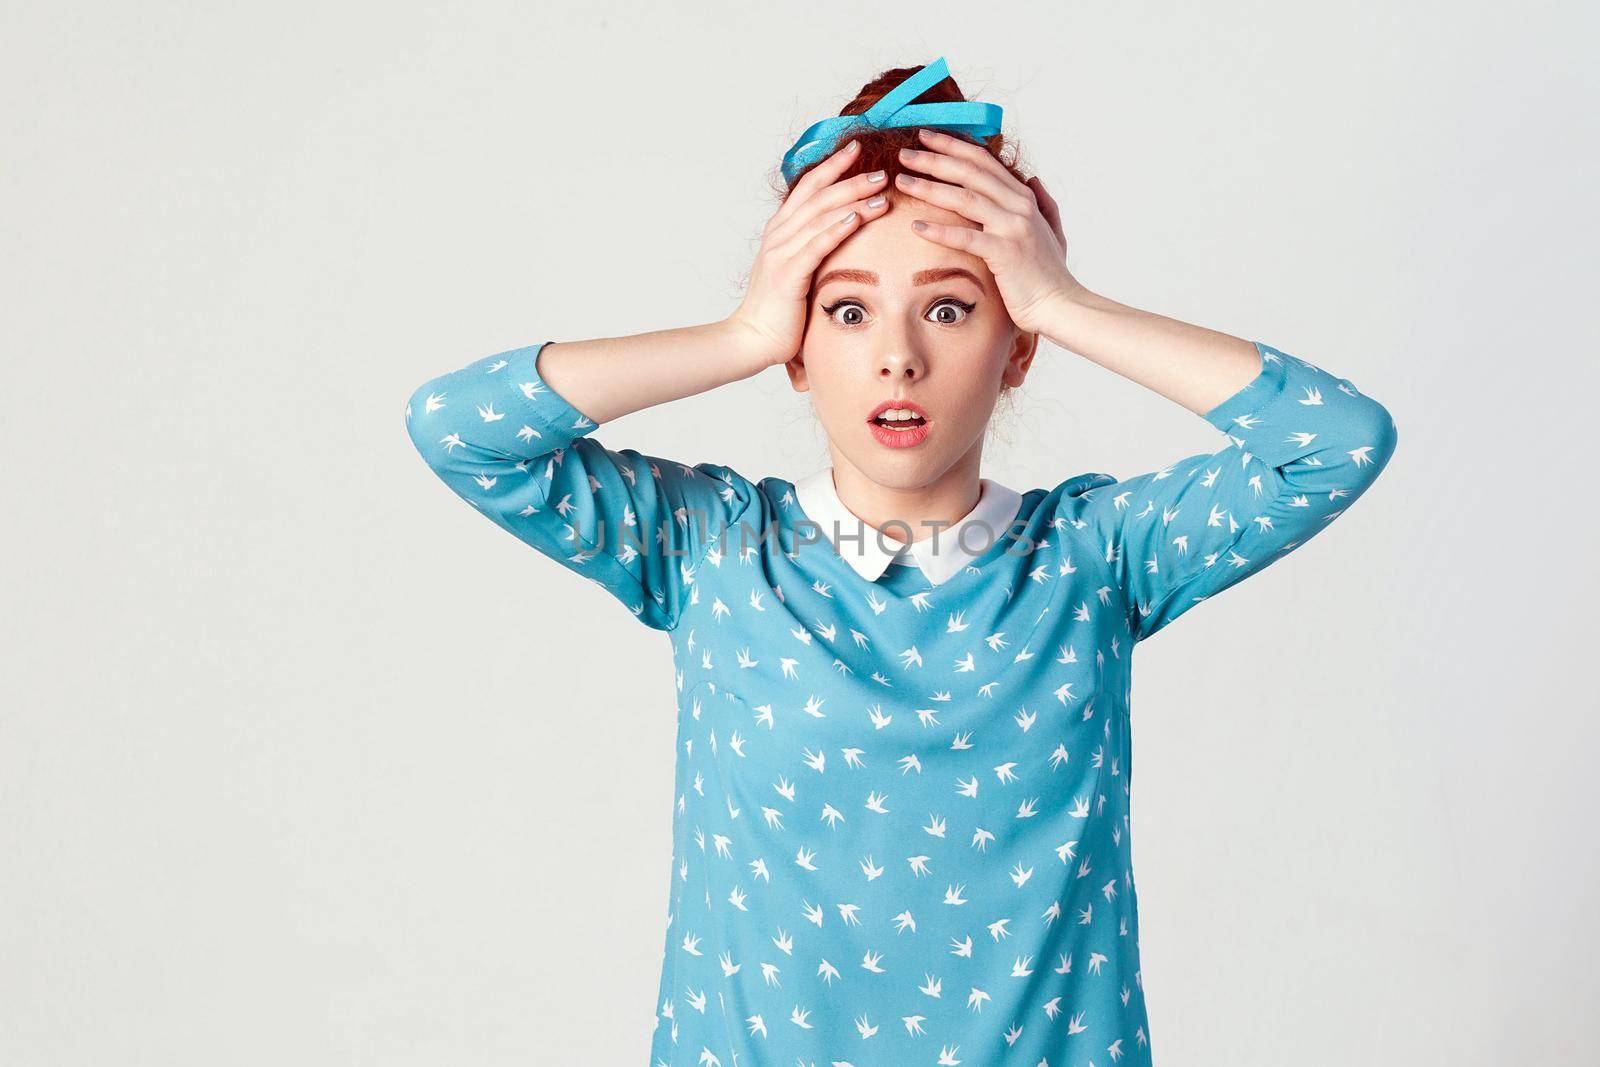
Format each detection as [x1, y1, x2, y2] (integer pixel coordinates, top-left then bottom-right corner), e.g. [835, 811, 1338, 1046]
[866, 398, 932, 448]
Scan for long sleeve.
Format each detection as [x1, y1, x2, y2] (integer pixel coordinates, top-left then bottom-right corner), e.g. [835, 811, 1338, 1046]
[404, 340, 761, 631]
[1075, 340, 1399, 642]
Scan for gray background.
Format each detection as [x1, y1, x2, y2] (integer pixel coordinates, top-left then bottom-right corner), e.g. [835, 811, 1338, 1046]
[4, 2, 1596, 1063]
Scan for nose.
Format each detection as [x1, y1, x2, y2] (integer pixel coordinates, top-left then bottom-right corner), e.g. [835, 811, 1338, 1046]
[875, 345, 926, 382]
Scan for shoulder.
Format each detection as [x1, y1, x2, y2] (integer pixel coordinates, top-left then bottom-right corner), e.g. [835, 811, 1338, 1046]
[1030, 470, 1121, 521]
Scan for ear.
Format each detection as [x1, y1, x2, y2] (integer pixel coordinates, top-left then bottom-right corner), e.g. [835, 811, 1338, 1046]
[1003, 329, 1040, 389]
[784, 350, 811, 393]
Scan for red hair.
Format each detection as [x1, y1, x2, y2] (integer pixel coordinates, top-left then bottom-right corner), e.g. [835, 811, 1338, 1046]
[774, 60, 1030, 204]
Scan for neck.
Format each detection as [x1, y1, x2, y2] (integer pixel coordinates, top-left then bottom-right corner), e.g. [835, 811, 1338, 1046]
[825, 449, 985, 547]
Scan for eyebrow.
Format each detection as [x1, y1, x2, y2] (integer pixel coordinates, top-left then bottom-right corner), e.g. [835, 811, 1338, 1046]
[814, 267, 988, 292]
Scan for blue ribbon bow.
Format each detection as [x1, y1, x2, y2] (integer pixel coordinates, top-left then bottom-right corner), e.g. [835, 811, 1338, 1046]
[780, 57, 1004, 185]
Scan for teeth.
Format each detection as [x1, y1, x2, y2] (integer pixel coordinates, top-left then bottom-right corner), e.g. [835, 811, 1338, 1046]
[878, 408, 919, 421]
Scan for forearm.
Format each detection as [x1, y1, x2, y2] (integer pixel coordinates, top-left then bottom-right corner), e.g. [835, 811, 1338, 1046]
[535, 318, 772, 425]
[1034, 288, 1264, 417]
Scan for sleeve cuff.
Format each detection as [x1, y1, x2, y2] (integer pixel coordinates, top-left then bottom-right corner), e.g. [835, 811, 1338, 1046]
[1202, 341, 1286, 431]
[1200, 341, 1317, 467]
[501, 340, 602, 449]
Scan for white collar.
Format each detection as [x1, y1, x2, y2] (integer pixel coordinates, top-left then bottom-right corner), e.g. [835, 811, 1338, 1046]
[793, 467, 1023, 586]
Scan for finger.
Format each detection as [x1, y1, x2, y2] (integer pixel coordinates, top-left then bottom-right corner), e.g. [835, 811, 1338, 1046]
[914, 128, 1035, 204]
[898, 144, 1035, 219]
[771, 136, 863, 229]
[1028, 177, 1066, 249]
[909, 216, 1005, 261]
[893, 170, 1015, 231]
[785, 201, 880, 287]
[768, 169, 889, 247]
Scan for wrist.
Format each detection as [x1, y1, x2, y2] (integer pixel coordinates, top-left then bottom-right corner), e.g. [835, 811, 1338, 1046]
[1033, 284, 1115, 351]
[718, 314, 791, 375]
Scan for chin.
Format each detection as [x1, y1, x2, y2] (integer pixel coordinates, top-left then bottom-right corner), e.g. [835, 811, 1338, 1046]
[845, 447, 959, 492]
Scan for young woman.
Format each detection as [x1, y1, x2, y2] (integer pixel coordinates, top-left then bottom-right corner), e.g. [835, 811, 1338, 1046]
[405, 58, 1397, 1067]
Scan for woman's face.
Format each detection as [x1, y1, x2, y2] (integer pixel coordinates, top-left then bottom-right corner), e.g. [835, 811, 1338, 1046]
[785, 191, 1038, 492]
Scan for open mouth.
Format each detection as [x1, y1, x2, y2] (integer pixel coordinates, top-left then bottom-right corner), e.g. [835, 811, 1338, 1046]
[867, 400, 932, 447]
[871, 408, 928, 432]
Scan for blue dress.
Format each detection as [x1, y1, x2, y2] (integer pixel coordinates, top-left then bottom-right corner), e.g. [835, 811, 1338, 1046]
[405, 340, 1397, 1066]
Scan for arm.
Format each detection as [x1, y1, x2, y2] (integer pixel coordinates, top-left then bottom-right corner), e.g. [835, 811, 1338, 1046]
[403, 135, 899, 632]
[1040, 290, 1400, 642]
[403, 321, 773, 631]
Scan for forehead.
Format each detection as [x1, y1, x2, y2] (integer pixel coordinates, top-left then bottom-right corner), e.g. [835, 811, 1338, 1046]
[813, 196, 991, 289]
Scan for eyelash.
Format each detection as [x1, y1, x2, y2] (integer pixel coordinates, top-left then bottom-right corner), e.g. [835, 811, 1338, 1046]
[819, 297, 977, 329]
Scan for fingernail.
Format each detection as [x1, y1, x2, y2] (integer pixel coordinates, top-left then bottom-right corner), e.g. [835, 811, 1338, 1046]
[866, 194, 886, 208]
[912, 220, 928, 232]
[868, 170, 886, 183]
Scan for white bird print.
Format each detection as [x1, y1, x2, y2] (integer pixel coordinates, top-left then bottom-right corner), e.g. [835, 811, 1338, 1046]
[408, 342, 1395, 1064]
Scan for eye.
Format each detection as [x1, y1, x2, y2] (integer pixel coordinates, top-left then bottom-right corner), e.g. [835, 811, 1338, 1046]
[928, 298, 976, 325]
[819, 297, 977, 328]
[821, 299, 868, 327]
